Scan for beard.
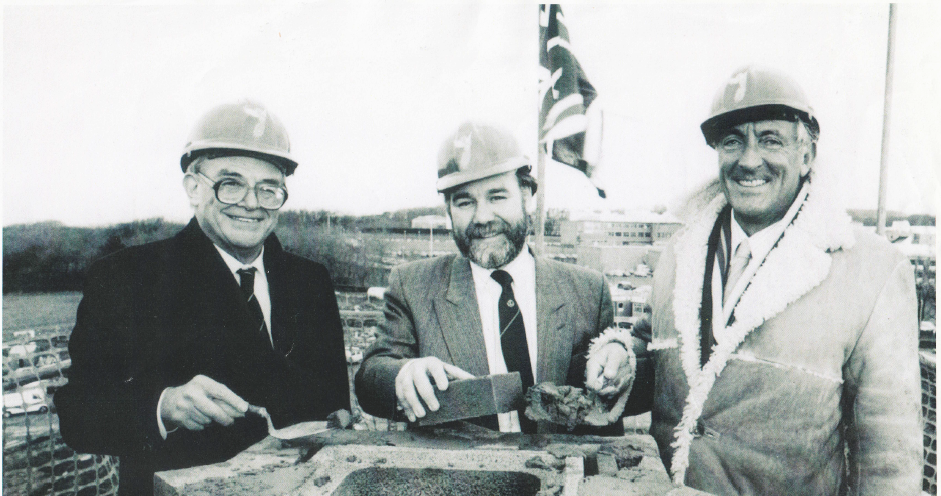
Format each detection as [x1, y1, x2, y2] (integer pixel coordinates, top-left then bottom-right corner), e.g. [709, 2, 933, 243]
[453, 215, 529, 269]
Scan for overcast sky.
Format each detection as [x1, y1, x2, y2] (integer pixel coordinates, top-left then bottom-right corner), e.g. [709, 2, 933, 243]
[3, 2, 939, 227]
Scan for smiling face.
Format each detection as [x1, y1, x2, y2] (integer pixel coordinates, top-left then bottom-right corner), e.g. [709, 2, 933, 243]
[184, 155, 285, 263]
[447, 171, 532, 269]
[716, 120, 815, 235]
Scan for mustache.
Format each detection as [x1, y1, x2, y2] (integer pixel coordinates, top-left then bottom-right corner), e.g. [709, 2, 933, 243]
[465, 220, 511, 239]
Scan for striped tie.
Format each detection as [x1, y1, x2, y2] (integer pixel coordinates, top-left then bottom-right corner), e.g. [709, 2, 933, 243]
[237, 268, 271, 348]
[491, 269, 536, 434]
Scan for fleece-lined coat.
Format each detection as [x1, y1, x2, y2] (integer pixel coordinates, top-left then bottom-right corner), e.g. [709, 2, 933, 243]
[642, 182, 922, 495]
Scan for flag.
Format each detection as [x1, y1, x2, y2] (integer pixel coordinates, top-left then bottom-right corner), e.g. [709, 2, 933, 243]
[539, 4, 605, 198]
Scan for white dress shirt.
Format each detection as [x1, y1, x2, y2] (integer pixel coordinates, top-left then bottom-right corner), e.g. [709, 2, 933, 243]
[711, 188, 809, 344]
[468, 249, 538, 433]
[157, 247, 271, 439]
[214, 246, 272, 338]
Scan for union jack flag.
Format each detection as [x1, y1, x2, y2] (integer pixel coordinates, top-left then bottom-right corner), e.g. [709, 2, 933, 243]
[539, 4, 605, 198]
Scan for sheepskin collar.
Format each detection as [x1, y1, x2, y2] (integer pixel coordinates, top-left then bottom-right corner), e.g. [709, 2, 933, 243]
[668, 179, 856, 484]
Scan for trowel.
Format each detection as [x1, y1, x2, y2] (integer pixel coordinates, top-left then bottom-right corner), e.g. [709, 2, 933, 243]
[416, 372, 524, 427]
[246, 405, 330, 440]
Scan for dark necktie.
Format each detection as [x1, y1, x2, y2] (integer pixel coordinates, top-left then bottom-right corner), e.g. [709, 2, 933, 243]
[237, 268, 271, 349]
[491, 270, 536, 433]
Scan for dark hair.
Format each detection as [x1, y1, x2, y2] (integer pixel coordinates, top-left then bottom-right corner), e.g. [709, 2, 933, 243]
[442, 167, 538, 202]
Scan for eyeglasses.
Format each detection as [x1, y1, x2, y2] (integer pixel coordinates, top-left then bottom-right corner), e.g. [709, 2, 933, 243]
[195, 172, 288, 210]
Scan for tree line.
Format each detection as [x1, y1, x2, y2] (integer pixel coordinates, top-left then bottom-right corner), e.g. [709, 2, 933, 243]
[2, 208, 447, 294]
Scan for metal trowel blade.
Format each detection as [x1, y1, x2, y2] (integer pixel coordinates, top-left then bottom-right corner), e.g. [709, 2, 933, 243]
[247, 405, 329, 440]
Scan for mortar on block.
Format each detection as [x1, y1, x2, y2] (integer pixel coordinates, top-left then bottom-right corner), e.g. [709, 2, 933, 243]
[154, 428, 691, 495]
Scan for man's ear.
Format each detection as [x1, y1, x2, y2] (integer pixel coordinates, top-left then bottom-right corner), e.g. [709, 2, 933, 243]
[800, 142, 817, 177]
[522, 185, 536, 214]
[183, 174, 201, 208]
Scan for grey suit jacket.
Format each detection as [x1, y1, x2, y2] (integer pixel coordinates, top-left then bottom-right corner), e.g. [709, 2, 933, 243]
[355, 253, 615, 433]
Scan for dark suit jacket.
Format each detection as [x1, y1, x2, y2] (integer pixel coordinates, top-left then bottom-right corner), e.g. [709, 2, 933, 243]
[54, 218, 351, 495]
[354, 253, 618, 435]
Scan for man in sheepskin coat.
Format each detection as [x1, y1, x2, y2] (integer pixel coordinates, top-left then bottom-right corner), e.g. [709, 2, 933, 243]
[633, 66, 922, 495]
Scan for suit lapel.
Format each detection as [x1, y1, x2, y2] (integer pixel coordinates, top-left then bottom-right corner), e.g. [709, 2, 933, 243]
[180, 219, 272, 350]
[534, 258, 568, 384]
[434, 256, 490, 376]
[263, 237, 294, 355]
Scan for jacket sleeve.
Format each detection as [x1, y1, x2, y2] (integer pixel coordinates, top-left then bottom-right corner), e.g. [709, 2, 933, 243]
[53, 259, 166, 456]
[597, 276, 615, 333]
[622, 242, 678, 416]
[843, 258, 923, 495]
[354, 266, 415, 419]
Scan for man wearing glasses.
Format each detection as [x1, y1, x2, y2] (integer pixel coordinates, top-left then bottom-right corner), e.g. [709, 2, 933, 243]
[55, 101, 351, 496]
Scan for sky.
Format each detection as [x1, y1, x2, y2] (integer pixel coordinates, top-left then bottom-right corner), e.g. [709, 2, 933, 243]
[3, 2, 939, 227]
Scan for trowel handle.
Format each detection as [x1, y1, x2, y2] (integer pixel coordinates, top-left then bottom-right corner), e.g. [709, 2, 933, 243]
[246, 404, 267, 417]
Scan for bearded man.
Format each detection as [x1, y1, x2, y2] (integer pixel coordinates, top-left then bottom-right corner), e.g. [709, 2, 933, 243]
[355, 122, 632, 434]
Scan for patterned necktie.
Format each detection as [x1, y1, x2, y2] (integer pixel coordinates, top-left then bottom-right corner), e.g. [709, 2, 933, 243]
[237, 268, 271, 348]
[723, 239, 751, 305]
[491, 270, 536, 433]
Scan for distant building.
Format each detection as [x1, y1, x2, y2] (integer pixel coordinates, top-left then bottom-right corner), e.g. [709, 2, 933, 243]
[556, 210, 679, 275]
[610, 286, 652, 329]
[887, 221, 936, 262]
[888, 220, 936, 246]
[559, 210, 682, 247]
[577, 245, 663, 276]
[411, 215, 451, 230]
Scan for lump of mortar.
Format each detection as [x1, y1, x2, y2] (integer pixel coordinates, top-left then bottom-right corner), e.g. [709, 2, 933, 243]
[524, 456, 563, 471]
[524, 383, 630, 430]
[326, 409, 353, 430]
[598, 444, 644, 469]
[546, 444, 598, 459]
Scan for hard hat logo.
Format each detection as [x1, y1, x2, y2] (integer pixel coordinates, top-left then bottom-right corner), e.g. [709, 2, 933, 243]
[453, 133, 473, 170]
[242, 105, 268, 139]
[181, 100, 298, 176]
[730, 71, 748, 103]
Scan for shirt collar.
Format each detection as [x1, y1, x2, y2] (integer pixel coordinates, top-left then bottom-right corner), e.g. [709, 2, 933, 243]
[469, 247, 535, 286]
[214, 245, 265, 276]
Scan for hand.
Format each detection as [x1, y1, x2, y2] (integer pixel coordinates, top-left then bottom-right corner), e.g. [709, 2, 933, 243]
[394, 357, 474, 422]
[585, 342, 632, 396]
[160, 375, 249, 431]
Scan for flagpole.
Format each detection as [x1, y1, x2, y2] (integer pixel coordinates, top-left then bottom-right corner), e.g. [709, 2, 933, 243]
[534, 144, 547, 256]
[876, 3, 897, 237]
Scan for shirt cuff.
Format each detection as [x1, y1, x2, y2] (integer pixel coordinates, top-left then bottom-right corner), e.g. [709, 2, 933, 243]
[156, 388, 178, 440]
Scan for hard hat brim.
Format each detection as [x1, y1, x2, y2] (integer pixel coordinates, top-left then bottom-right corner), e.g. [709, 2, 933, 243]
[436, 157, 530, 192]
[700, 104, 820, 147]
[181, 144, 298, 176]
